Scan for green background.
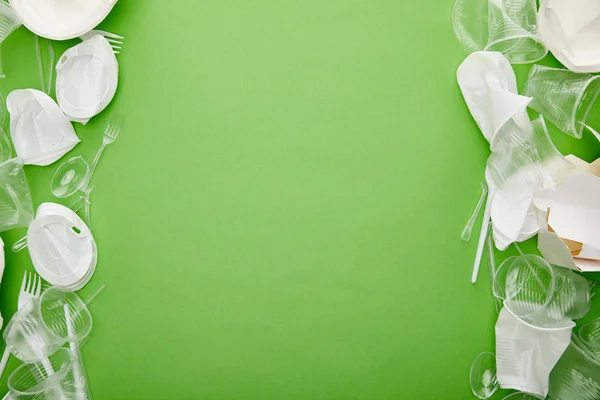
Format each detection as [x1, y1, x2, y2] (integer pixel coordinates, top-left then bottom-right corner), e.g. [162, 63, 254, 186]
[0, 0, 599, 398]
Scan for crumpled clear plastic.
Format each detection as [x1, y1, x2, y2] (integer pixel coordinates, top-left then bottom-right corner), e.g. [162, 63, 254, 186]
[538, 0, 600, 73]
[486, 117, 573, 249]
[523, 65, 600, 138]
[0, 158, 34, 232]
[495, 305, 575, 398]
[457, 51, 532, 144]
[452, 0, 547, 64]
[487, 117, 573, 192]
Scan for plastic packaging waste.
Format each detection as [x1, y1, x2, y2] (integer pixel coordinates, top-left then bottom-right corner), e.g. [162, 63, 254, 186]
[470, 352, 499, 399]
[452, 0, 546, 64]
[523, 65, 600, 138]
[0, 158, 33, 232]
[538, 0, 600, 73]
[56, 35, 119, 124]
[7, 89, 80, 166]
[495, 305, 575, 398]
[548, 336, 600, 400]
[493, 255, 590, 326]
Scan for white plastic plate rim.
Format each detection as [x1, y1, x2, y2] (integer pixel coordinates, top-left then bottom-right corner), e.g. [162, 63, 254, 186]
[27, 203, 96, 287]
[9, 0, 118, 41]
[56, 36, 118, 120]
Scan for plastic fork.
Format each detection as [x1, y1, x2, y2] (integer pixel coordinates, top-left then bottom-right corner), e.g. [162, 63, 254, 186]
[82, 119, 123, 189]
[79, 30, 124, 54]
[0, 272, 43, 380]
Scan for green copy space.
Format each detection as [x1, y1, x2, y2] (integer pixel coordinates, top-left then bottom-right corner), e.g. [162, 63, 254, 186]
[0, 1, 599, 399]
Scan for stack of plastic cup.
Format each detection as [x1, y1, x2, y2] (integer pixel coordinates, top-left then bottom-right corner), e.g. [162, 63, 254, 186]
[3, 288, 92, 399]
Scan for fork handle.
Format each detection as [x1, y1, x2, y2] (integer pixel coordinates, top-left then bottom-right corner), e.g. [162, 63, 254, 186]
[0, 347, 11, 382]
[83, 141, 108, 188]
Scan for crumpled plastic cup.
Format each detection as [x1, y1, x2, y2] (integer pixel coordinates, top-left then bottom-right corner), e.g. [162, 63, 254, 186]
[496, 305, 574, 398]
[487, 117, 573, 192]
[0, 158, 34, 232]
[523, 65, 600, 138]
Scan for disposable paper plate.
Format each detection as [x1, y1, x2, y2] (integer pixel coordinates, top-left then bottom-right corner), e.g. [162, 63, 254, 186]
[538, 0, 600, 73]
[57, 35, 118, 124]
[8, 0, 117, 40]
[27, 203, 97, 290]
[7, 89, 80, 166]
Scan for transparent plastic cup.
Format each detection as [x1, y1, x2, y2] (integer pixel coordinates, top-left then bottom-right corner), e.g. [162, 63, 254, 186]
[486, 0, 547, 64]
[452, 0, 546, 64]
[549, 337, 600, 400]
[579, 318, 600, 360]
[523, 65, 600, 138]
[452, 0, 489, 53]
[549, 268, 591, 321]
[39, 288, 93, 343]
[3, 289, 92, 363]
[493, 255, 590, 326]
[6, 348, 90, 400]
[470, 352, 498, 399]
[0, 158, 34, 232]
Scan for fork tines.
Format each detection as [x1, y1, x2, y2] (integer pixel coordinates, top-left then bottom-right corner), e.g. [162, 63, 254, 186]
[105, 117, 124, 139]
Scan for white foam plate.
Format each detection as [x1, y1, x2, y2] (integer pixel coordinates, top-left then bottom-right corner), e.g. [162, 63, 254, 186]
[9, 0, 117, 40]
